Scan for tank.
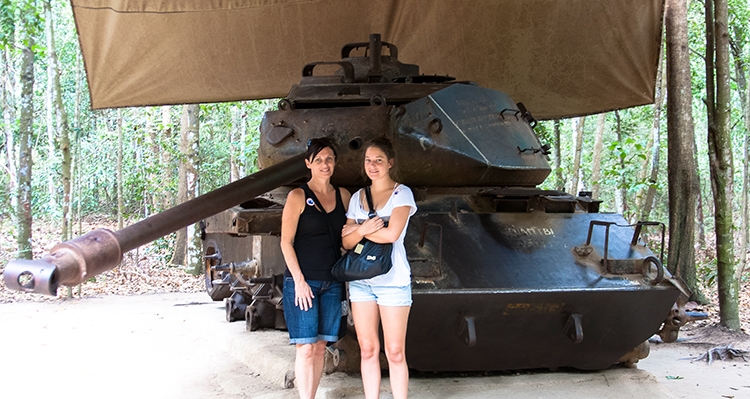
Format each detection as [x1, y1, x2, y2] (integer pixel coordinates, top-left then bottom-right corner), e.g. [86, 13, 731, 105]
[4, 34, 692, 372]
[204, 34, 693, 371]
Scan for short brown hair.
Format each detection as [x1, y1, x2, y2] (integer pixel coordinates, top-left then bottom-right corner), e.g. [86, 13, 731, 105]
[306, 137, 337, 162]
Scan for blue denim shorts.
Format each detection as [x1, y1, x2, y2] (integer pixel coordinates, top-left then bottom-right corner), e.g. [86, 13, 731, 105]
[348, 280, 412, 306]
[283, 277, 343, 344]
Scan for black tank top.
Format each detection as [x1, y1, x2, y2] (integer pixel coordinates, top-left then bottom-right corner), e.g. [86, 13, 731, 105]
[287, 184, 347, 281]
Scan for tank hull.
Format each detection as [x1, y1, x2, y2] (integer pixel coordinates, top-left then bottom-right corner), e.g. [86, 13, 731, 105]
[396, 195, 681, 372]
[408, 287, 678, 371]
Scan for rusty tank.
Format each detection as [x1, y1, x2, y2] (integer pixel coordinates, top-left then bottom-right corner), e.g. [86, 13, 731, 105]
[4, 34, 691, 372]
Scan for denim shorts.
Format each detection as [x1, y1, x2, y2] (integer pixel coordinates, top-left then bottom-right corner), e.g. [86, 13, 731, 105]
[348, 280, 412, 306]
[283, 277, 343, 344]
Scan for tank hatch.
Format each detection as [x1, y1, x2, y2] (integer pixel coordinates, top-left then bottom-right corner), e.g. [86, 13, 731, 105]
[285, 33, 456, 108]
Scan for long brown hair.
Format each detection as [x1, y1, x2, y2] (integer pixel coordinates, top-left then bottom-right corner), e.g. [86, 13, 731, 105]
[361, 137, 397, 182]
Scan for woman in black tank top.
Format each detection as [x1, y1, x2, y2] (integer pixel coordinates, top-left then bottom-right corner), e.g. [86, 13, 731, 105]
[279, 137, 351, 399]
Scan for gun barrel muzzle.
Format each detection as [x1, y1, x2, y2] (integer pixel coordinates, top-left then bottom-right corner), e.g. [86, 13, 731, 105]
[3, 259, 61, 296]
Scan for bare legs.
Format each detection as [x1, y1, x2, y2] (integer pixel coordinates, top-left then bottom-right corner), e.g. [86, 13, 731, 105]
[352, 301, 411, 399]
[295, 340, 327, 399]
[352, 301, 382, 398]
[381, 305, 410, 398]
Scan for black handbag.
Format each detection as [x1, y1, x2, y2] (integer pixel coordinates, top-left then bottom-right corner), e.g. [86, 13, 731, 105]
[331, 186, 393, 282]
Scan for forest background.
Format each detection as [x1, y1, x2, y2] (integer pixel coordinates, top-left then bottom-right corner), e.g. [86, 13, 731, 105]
[0, 0, 749, 329]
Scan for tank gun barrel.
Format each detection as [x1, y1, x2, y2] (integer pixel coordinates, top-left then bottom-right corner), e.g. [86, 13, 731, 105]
[2, 154, 308, 296]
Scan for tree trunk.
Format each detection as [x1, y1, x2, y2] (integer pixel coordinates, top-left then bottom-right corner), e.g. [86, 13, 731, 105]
[58, 79, 72, 240]
[1, 48, 18, 226]
[171, 104, 200, 267]
[17, 40, 34, 259]
[74, 52, 82, 236]
[665, 0, 700, 301]
[569, 117, 585, 194]
[614, 111, 627, 215]
[694, 138, 708, 251]
[553, 119, 564, 191]
[239, 107, 247, 177]
[591, 114, 606, 199]
[730, 32, 750, 280]
[117, 109, 124, 229]
[186, 104, 202, 274]
[230, 105, 240, 182]
[640, 46, 666, 222]
[160, 105, 173, 211]
[45, 0, 72, 240]
[143, 109, 156, 216]
[706, 0, 739, 330]
[44, 2, 57, 217]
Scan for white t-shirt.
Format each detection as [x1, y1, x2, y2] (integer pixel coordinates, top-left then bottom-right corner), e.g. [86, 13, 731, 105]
[346, 184, 417, 287]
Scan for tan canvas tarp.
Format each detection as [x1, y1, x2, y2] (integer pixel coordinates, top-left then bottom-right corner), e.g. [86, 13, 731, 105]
[71, 0, 663, 119]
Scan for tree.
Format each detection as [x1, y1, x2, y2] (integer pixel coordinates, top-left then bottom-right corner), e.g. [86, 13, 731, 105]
[44, 0, 72, 239]
[44, 1, 57, 216]
[613, 111, 628, 215]
[665, 0, 700, 300]
[552, 119, 564, 191]
[17, 37, 34, 259]
[569, 116, 585, 194]
[158, 105, 174, 212]
[694, 139, 708, 251]
[116, 108, 123, 229]
[1, 48, 17, 227]
[590, 114, 606, 199]
[639, 46, 666, 222]
[705, 0, 740, 330]
[230, 105, 241, 182]
[170, 104, 200, 268]
[729, 8, 750, 281]
[73, 51, 82, 237]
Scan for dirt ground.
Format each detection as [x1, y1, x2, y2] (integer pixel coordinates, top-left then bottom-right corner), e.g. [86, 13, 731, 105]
[0, 292, 748, 399]
[645, 324, 750, 399]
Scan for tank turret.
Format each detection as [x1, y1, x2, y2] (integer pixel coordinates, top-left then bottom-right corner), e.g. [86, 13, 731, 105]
[260, 34, 549, 188]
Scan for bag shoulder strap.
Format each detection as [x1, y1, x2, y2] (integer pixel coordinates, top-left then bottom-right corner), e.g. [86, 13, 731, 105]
[364, 186, 377, 219]
[302, 183, 323, 213]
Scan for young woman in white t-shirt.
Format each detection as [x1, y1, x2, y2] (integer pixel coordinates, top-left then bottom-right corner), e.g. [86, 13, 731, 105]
[341, 137, 417, 399]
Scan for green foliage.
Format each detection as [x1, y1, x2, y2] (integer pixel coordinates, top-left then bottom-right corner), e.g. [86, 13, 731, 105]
[532, 120, 554, 151]
[0, 0, 44, 50]
[698, 256, 718, 288]
[0, 172, 10, 219]
[600, 110, 651, 203]
[149, 234, 177, 264]
[0, 0, 14, 46]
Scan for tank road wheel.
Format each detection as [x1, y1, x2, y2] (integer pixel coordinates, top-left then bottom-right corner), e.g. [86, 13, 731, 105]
[246, 305, 261, 331]
[204, 243, 232, 301]
[226, 292, 249, 322]
[617, 341, 650, 368]
[246, 301, 276, 331]
[226, 298, 239, 322]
